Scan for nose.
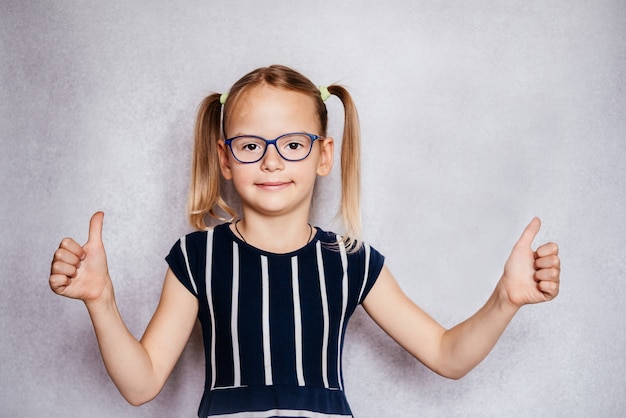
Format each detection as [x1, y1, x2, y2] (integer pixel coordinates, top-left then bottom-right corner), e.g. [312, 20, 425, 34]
[260, 143, 284, 171]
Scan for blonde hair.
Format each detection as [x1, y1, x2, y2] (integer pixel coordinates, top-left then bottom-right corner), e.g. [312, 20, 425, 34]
[188, 65, 362, 247]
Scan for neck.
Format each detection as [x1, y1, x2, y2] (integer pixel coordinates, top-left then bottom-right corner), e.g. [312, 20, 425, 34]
[233, 212, 315, 253]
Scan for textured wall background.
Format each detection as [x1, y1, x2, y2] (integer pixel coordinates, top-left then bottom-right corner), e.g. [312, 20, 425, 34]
[1, 1, 625, 417]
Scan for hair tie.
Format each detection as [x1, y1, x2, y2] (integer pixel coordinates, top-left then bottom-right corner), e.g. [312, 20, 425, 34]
[319, 86, 331, 102]
[219, 93, 229, 105]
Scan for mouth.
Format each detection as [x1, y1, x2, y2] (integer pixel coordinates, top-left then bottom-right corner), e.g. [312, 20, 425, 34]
[255, 181, 292, 191]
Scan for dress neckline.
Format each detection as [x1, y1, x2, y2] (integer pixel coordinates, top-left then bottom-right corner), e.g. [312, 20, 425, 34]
[222, 222, 322, 257]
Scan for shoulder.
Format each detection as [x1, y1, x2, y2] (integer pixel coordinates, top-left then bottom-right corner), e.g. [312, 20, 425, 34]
[315, 227, 385, 262]
[313, 227, 386, 304]
[167, 223, 233, 256]
[176, 223, 231, 243]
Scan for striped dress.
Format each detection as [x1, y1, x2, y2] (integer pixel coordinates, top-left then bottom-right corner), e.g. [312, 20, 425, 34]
[166, 223, 385, 418]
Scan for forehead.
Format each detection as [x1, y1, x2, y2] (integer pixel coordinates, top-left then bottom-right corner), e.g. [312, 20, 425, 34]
[225, 84, 320, 136]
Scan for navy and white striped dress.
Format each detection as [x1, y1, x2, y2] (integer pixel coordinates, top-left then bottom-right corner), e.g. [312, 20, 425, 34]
[166, 223, 385, 417]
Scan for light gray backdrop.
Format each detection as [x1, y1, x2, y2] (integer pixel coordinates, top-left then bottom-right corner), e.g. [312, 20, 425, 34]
[1, 1, 624, 417]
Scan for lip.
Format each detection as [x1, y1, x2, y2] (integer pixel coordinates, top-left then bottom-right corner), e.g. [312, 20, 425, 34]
[255, 181, 292, 191]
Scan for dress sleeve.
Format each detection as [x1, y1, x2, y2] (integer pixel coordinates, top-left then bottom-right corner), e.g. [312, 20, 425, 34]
[165, 235, 200, 297]
[357, 244, 385, 304]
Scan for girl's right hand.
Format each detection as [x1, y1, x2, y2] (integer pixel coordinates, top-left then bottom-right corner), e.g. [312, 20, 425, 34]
[49, 212, 112, 303]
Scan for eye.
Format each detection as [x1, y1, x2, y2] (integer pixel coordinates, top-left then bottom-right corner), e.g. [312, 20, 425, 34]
[233, 137, 265, 153]
[243, 143, 261, 151]
[279, 134, 309, 151]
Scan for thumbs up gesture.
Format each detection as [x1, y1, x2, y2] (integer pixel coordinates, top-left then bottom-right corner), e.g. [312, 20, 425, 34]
[499, 218, 561, 308]
[50, 212, 112, 303]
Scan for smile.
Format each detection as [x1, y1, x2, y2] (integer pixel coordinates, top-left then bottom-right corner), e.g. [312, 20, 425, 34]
[255, 181, 292, 191]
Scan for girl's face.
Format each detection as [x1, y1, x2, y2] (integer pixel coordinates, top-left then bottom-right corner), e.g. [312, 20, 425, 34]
[218, 84, 334, 219]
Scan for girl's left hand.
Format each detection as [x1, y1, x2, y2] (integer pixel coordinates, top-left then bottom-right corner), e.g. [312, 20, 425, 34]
[500, 217, 561, 308]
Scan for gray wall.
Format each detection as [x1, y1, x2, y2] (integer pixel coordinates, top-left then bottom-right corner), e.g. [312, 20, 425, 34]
[1, 1, 624, 417]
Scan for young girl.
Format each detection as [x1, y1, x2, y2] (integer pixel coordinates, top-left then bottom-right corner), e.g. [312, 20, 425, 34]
[49, 65, 560, 417]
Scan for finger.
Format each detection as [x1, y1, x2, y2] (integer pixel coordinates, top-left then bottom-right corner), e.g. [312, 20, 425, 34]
[536, 242, 559, 258]
[53, 247, 82, 267]
[535, 254, 560, 270]
[49, 273, 70, 294]
[59, 237, 85, 259]
[514, 217, 541, 249]
[50, 259, 79, 278]
[87, 211, 105, 246]
[534, 267, 560, 282]
[537, 280, 559, 300]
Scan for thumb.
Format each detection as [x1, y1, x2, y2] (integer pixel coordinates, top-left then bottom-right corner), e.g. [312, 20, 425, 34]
[86, 211, 105, 246]
[515, 217, 541, 249]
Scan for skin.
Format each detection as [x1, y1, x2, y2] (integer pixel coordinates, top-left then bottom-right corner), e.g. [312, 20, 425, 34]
[49, 84, 560, 405]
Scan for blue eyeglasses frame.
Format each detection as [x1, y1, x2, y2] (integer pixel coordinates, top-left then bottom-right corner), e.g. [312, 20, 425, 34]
[224, 132, 323, 164]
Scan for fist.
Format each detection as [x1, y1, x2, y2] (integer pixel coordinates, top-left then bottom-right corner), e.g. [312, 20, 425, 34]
[501, 217, 561, 307]
[49, 212, 111, 302]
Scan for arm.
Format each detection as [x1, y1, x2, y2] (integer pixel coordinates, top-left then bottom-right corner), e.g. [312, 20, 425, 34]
[49, 212, 198, 405]
[362, 217, 560, 379]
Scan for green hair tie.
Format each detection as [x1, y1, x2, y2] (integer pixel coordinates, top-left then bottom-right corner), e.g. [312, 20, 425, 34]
[219, 93, 229, 105]
[319, 86, 331, 102]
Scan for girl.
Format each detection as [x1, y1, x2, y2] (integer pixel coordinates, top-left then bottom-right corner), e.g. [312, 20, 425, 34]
[49, 65, 560, 417]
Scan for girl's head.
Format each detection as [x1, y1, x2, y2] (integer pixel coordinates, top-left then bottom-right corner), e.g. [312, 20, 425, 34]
[189, 65, 362, 246]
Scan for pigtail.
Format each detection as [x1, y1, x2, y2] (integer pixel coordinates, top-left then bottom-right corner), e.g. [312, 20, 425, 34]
[188, 93, 236, 230]
[327, 85, 362, 250]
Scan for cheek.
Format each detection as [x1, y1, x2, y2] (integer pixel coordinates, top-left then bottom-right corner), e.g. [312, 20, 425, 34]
[229, 165, 255, 188]
[301, 161, 325, 184]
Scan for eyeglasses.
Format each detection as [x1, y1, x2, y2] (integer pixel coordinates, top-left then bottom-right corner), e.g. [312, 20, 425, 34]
[224, 132, 322, 164]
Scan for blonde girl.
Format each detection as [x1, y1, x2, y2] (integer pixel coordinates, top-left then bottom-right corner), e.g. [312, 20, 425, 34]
[49, 65, 561, 417]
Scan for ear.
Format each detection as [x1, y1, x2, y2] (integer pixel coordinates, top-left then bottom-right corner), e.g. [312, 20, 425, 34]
[217, 140, 233, 180]
[316, 137, 334, 177]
